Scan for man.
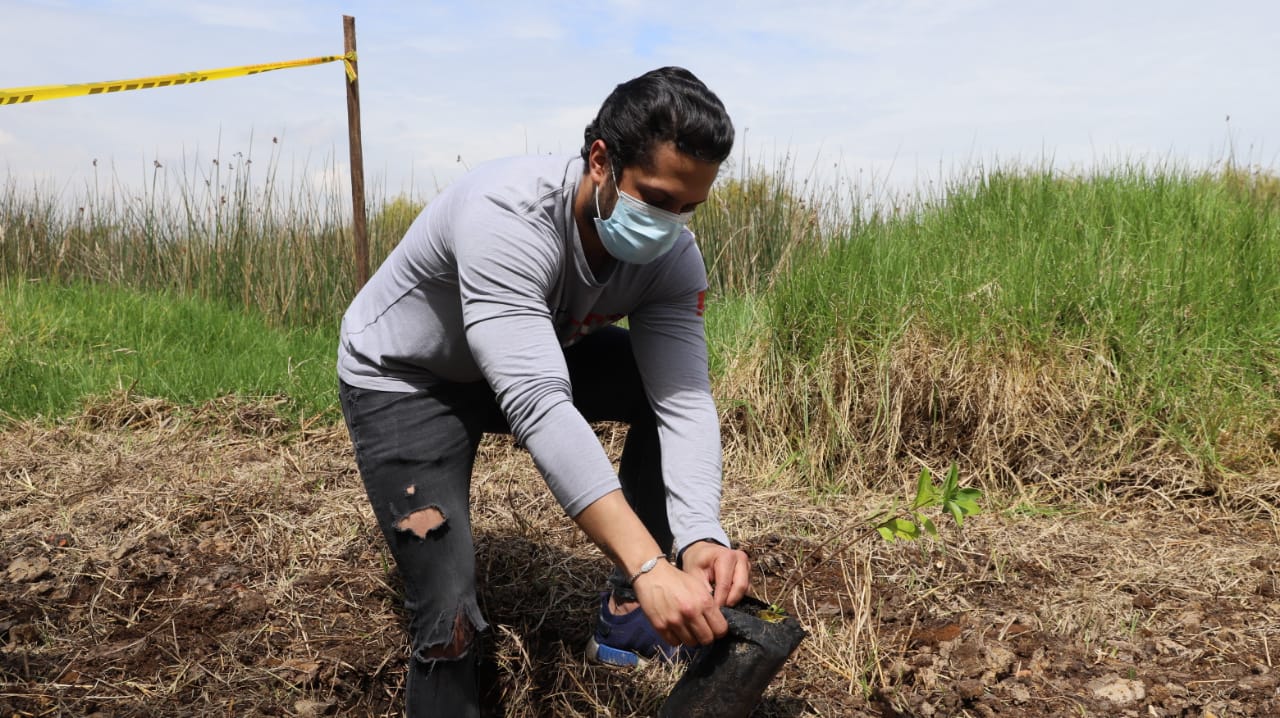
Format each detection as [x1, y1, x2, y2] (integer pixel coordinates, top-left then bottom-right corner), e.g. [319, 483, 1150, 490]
[337, 66, 751, 716]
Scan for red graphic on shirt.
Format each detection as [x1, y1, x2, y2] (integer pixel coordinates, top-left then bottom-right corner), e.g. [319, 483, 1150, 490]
[696, 290, 706, 317]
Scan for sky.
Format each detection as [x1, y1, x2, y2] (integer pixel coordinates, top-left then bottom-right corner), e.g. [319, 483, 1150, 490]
[3, 0, 1279, 207]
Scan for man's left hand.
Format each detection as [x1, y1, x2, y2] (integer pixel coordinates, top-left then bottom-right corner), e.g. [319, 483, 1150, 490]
[680, 541, 750, 608]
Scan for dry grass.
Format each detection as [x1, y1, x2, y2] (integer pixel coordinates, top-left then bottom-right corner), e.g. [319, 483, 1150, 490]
[718, 323, 1280, 523]
[3, 392, 1279, 717]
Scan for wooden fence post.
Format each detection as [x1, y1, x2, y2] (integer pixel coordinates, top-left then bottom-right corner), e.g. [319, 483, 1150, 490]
[343, 15, 369, 290]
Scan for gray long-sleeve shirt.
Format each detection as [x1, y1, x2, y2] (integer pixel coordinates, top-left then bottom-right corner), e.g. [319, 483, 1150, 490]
[337, 154, 728, 553]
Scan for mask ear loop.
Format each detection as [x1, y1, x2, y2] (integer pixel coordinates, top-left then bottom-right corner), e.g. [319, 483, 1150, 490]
[594, 159, 619, 220]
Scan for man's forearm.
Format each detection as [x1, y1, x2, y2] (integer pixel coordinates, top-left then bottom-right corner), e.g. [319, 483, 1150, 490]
[572, 489, 666, 578]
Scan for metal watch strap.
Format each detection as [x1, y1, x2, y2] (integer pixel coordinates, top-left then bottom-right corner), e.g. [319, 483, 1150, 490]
[627, 554, 667, 585]
[676, 537, 726, 569]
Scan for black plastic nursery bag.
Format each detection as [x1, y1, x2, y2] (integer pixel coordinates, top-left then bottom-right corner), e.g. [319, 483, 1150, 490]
[658, 596, 807, 718]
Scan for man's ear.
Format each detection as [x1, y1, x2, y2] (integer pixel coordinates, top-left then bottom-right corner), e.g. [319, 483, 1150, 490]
[588, 139, 611, 185]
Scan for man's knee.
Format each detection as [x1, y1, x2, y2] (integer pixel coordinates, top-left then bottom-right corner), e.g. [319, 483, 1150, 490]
[396, 502, 447, 539]
[416, 610, 474, 660]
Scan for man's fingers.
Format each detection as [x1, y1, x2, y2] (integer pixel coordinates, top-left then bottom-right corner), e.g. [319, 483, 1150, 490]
[677, 587, 722, 645]
[710, 552, 732, 605]
[708, 549, 750, 607]
[705, 602, 728, 640]
[690, 605, 720, 645]
[728, 551, 751, 605]
[649, 594, 710, 647]
[676, 611, 710, 646]
[649, 606, 692, 647]
[637, 557, 748, 647]
[668, 624, 693, 647]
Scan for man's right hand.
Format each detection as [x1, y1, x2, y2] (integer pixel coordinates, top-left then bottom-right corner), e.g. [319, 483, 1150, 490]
[631, 558, 728, 647]
[572, 489, 730, 647]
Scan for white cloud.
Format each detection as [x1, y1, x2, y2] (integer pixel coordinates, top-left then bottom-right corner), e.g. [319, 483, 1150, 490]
[108, 0, 320, 32]
[3, 0, 1278, 205]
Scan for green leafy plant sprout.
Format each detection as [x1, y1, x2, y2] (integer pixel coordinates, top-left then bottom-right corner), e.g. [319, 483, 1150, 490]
[873, 464, 982, 543]
[774, 463, 982, 600]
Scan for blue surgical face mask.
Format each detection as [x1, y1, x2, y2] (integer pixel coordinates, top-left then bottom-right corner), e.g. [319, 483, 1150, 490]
[593, 172, 693, 264]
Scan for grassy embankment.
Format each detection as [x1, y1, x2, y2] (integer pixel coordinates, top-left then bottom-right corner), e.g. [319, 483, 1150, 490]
[702, 159, 1280, 512]
[2, 154, 1278, 511]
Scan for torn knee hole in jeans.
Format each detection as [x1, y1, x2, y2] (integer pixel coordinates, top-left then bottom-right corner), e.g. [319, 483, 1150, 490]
[419, 610, 473, 661]
[396, 503, 446, 539]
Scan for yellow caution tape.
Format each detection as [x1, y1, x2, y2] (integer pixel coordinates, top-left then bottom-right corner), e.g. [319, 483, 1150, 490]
[1, 51, 356, 106]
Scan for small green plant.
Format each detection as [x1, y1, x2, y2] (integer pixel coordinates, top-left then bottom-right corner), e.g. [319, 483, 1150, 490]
[873, 464, 982, 543]
[774, 463, 981, 599]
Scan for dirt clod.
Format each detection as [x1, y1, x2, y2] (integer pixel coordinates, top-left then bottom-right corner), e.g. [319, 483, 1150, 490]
[294, 698, 336, 717]
[5, 555, 50, 582]
[1088, 674, 1146, 705]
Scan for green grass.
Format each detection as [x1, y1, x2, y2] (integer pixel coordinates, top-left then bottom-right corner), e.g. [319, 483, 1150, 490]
[0, 279, 336, 420]
[770, 165, 1280, 350]
[758, 164, 1280, 468]
[3, 154, 1279, 506]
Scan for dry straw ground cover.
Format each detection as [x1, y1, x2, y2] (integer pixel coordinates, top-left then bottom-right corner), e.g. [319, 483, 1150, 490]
[2, 391, 1279, 717]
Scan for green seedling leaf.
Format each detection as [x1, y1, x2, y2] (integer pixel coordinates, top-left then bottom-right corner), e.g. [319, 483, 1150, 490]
[943, 493, 982, 527]
[875, 518, 921, 542]
[952, 487, 983, 516]
[941, 463, 960, 500]
[758, 605, 789, 623]
[912, 467, 939, 509]
[921, 516, 938, 537]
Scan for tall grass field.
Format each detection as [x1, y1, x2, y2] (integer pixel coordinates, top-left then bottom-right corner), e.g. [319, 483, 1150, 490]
[2, 156, 1278, 510]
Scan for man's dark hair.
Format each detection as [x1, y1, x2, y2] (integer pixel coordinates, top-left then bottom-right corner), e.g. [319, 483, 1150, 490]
[581, 66, 734, 176]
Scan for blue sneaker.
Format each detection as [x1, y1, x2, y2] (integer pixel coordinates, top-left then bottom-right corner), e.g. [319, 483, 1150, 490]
[586, 591, 698, 667]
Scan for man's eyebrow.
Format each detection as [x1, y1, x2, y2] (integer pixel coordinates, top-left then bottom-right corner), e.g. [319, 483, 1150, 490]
[631, 182, 669, 201]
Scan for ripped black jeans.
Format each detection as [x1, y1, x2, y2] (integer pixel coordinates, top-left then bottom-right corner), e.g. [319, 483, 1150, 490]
[338, 327, 672, 717]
